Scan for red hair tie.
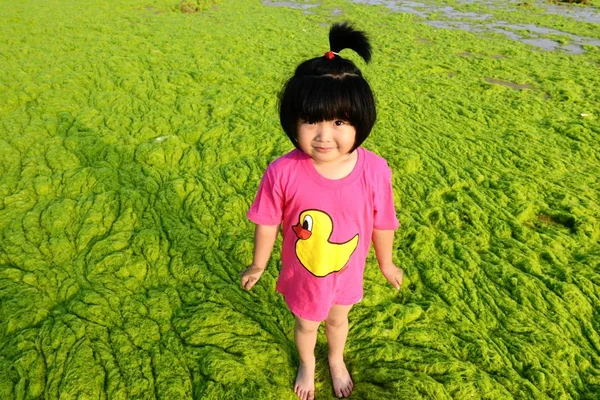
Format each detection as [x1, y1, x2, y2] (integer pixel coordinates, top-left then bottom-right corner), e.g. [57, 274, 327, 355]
[324, 51, 339, 59]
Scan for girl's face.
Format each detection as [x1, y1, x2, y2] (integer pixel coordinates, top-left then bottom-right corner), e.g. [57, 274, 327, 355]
[296, 119, 357, 164]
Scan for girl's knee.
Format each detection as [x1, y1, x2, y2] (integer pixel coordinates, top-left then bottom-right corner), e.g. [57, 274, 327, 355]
[325, 305, 352, 328]
[295, 315, 321, 333]
[325, 315, 348, 329]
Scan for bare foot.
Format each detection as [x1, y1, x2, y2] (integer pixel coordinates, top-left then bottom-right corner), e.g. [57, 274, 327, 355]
[329, 359, 353, 398]
[294, 360, 315, 400]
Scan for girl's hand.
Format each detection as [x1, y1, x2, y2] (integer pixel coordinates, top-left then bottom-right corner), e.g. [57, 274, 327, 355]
[380, 264, 403, 290]
[240, 264, 266, 291]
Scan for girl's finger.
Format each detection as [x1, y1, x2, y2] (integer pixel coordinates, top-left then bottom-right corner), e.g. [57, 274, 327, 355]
[242, 277, 251, 290]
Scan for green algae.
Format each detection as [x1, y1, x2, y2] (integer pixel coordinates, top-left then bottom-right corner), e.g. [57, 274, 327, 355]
[1, 0, 600, 398]
[178, 0, 222, 13]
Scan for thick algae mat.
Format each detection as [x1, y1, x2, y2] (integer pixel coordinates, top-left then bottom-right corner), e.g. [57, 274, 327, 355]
[1, 0, 600, 398]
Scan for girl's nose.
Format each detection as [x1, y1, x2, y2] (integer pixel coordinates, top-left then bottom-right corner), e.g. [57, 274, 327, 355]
[315, 123, 332, 140]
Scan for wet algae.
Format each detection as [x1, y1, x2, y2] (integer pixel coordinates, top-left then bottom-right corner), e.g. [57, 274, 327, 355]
[0, 0, 599, 398]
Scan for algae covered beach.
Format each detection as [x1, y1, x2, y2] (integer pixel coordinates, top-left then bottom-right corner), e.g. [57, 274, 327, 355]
[1, 0, 600, 398]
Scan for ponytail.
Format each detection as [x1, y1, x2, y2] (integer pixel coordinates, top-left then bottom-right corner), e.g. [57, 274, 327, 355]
[329, 22, 371, 63]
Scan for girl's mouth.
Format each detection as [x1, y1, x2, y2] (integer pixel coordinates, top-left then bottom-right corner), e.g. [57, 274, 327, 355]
[314, 147, 335, 153]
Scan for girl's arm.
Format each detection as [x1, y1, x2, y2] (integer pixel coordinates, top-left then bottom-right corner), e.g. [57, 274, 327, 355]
[372, 228, 403, 290]
[251, 224, 279, 269]
[241, 223, 279, 290]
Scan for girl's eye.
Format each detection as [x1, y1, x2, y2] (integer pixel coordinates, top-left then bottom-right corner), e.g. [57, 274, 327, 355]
[334, 120, 346, 126]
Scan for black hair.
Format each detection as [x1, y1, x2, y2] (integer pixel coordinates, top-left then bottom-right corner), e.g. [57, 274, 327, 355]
[278, 22, 376, 153]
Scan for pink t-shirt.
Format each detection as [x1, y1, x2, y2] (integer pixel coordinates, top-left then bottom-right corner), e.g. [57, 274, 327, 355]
[247, 147, 399, 321]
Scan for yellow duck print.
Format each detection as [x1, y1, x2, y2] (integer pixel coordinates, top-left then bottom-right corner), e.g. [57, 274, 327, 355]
[292, 209, 359, 277]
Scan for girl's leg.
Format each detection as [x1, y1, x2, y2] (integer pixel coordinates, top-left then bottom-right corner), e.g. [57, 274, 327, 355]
[325, 304, 354, 398]
[294, 315, 321, 400]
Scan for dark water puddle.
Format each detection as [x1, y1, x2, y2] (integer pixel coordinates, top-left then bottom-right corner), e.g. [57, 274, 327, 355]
[456, 0, 600, 23]
[536, 2, 600, 24]
[350, 0, 600, 54]
[426, 20, 600, 54]
[496, 22, 600, 53]
[262, 0, 600, 24]
[485, 77, 533, 90]
[262, 0, 600, 53]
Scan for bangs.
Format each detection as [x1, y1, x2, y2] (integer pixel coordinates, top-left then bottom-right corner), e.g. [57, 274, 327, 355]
[295, 77, 359, 124]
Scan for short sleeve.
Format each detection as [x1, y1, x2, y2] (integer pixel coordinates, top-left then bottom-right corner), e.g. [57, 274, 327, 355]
[247, 165, 284, 226]
[373, 165, 400, 230]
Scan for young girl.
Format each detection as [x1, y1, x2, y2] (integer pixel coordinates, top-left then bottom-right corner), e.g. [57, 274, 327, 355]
[241, 22, 403, 400]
